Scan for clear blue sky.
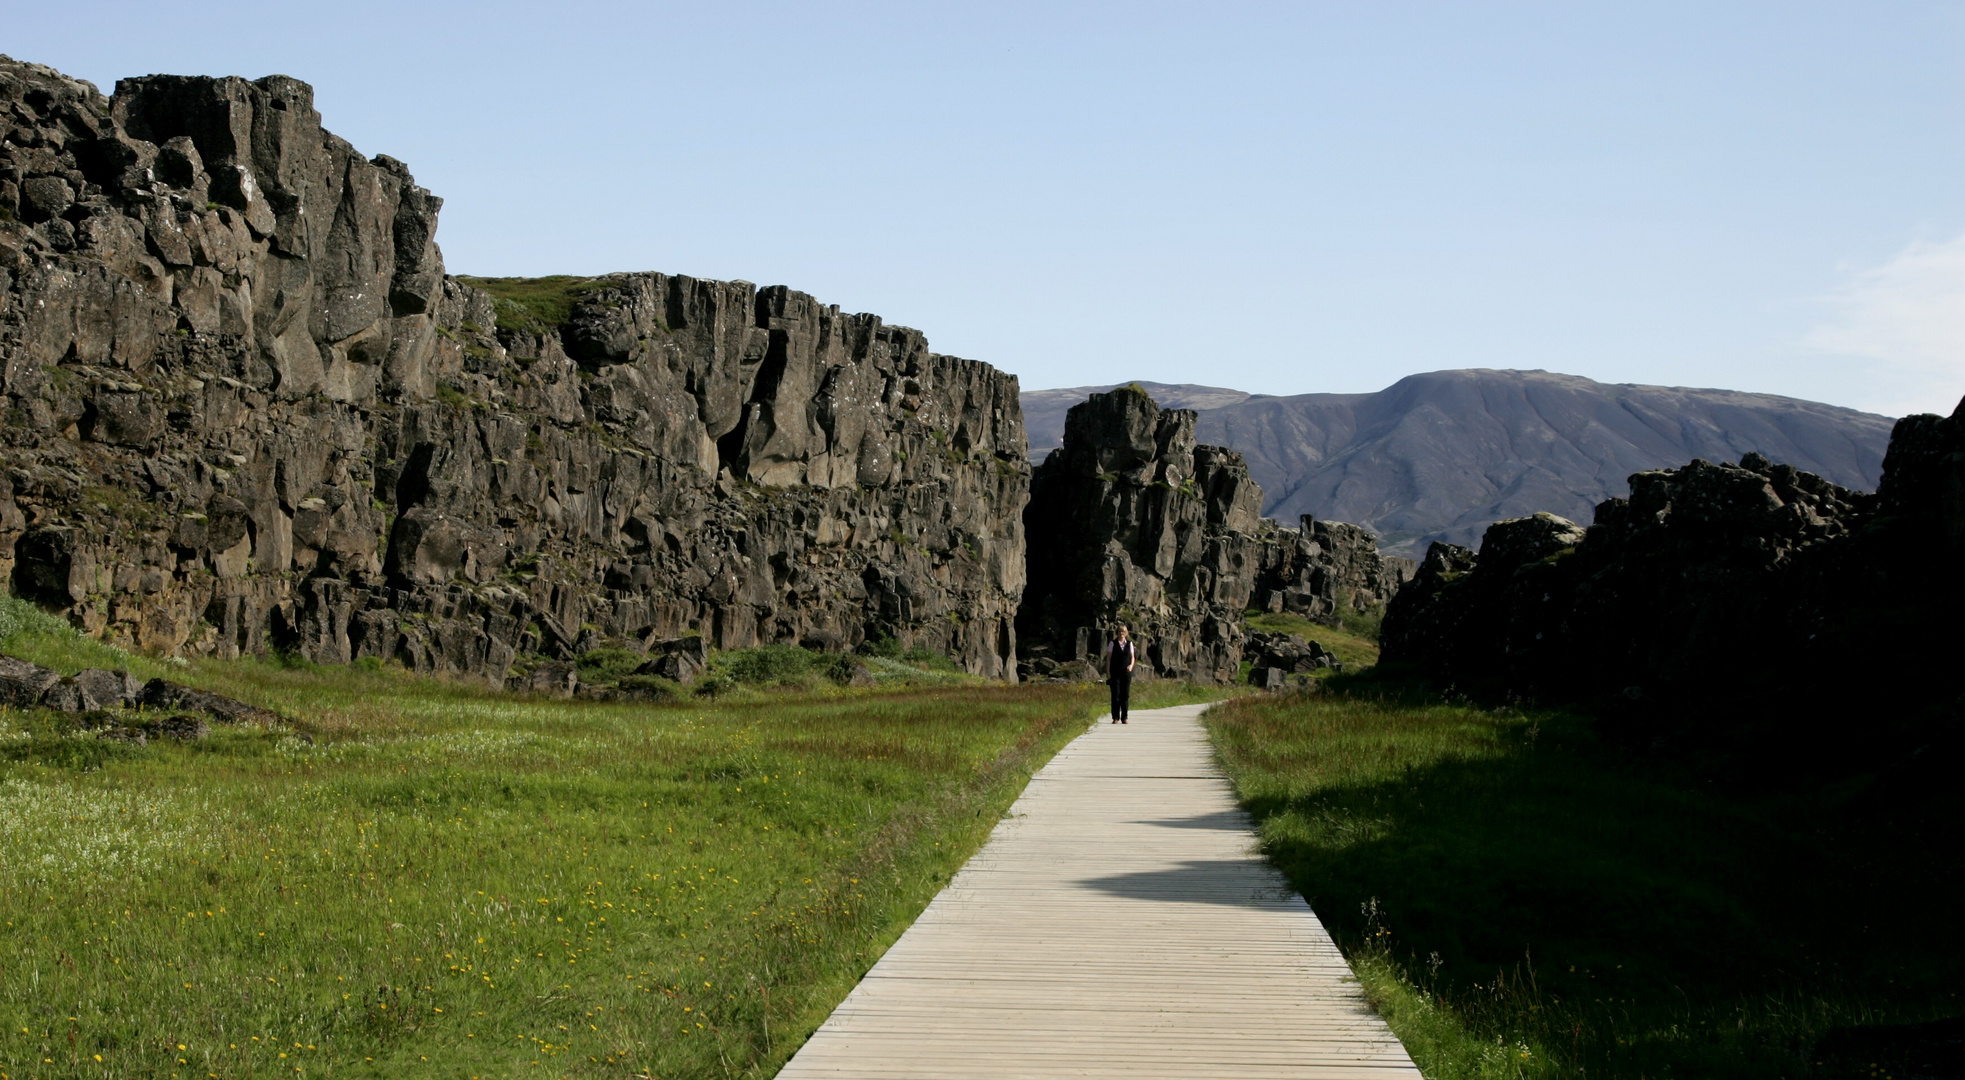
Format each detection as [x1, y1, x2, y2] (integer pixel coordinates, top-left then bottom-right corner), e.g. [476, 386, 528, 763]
[11, 1, 1963, 415]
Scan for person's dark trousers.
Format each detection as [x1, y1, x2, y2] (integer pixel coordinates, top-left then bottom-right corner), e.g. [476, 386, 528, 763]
[1109, 673, 1131, 721]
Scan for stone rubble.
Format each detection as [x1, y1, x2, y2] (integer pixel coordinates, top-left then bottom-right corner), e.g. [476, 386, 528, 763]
[1244, 630, 1341, 690]
[0, 650, 277, 731]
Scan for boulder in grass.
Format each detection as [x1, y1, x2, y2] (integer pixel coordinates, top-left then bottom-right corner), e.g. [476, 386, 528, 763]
[146, 713, 211, 741]
[515, 662, 578, 698]
[72, 669, 142, 709]
[640, 651, 700, 685]
[137, 679, 279, 724]
[0, 656, 60, 707]
[1245, 631, 1338, 675]
[40, 679, 87, 712]
[637, 636, 710, 685]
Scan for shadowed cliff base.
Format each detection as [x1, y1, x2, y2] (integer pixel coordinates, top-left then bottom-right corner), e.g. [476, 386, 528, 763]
[1379, 394, 1965, 791]
[1336, 394, 1965, 1074]
[1206, 678, 1965, 1079]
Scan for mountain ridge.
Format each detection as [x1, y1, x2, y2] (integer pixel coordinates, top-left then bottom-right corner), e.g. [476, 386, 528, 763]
[1022, 370, 1895, 558]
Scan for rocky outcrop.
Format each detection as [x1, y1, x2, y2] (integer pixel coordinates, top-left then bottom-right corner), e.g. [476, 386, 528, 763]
[1379, 411, 1929, 709]
[1245, 630, 1341, 690]
[1016, 385, 1411, 683]
[0, 651, 272, 726]
[1378, 403, 1965, 776]
[1016, 386, 1262, 682]
[1023, 381, 1253, 461]
[0, 57, 1028, 683]
[1869, 398, 1965, 560]
[1252, 517, 1414, 622]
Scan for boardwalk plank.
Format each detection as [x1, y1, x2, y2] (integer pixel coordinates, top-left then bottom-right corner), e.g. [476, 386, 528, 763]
[777, 703, 1422, 1078]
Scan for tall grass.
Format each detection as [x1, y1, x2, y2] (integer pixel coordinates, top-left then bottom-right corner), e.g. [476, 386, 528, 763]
[0, 596, 1109, 1078]
[1204, 679, 1964, 1079]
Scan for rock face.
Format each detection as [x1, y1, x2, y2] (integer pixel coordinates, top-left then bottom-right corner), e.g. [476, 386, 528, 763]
[1016, 386, 1262, 682]
[1252, 517, 1414, 622]
[1870, 399, 1965, 563]
[1017, 385, 1410, 683]
[0, 57, 1028, 683]
[1024, 371, 1896, 558]
[1379, 403, 1965, 777]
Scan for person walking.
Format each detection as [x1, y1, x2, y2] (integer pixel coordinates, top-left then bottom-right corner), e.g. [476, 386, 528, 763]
[1106, 625, 1136, 723]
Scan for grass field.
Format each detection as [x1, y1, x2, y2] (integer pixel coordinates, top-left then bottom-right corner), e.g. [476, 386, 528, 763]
[1204, 677, 1964, 1078]
[0, 595, 1230, 1080]
[41, 568, 1953, 1080]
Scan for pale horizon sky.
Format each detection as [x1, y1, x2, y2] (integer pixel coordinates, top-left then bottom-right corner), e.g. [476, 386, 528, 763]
[10, 1, 1963, 417]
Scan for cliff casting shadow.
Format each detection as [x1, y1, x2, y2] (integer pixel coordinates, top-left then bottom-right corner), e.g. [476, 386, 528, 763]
[1236, 705, 1964, 1077]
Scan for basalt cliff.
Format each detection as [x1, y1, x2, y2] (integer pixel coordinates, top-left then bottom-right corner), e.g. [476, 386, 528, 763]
[0, 57, 1028, 684]
[1017, 386, 1412, 682]
[1380, 396, 1965, 768]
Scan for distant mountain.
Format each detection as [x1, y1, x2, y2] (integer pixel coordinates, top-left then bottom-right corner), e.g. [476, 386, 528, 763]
[1021, 370, 1896, 558]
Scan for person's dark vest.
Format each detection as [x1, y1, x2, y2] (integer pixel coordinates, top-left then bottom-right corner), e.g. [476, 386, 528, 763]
[1108, 640, 1134, 679]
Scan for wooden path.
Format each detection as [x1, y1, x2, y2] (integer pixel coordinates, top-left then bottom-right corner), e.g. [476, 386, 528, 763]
[777, 702, 1423, 1079]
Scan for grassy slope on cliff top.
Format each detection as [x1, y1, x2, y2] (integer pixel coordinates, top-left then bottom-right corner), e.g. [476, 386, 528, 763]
[0, 594, 1231, 1079]
[1243, 608, 1382, 670]
[454, 275, 603, 336]
[1204, 675, 1963, 1079]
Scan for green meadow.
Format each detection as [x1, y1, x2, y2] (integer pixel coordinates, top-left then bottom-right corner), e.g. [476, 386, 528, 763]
[0, 594, 1231, 1079]
[18, 575, 1951, 1080]
[1205, 677, 1963, 1079]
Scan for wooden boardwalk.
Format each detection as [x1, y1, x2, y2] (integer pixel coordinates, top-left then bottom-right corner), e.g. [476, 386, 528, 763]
[777, 702, 1423, 1079]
